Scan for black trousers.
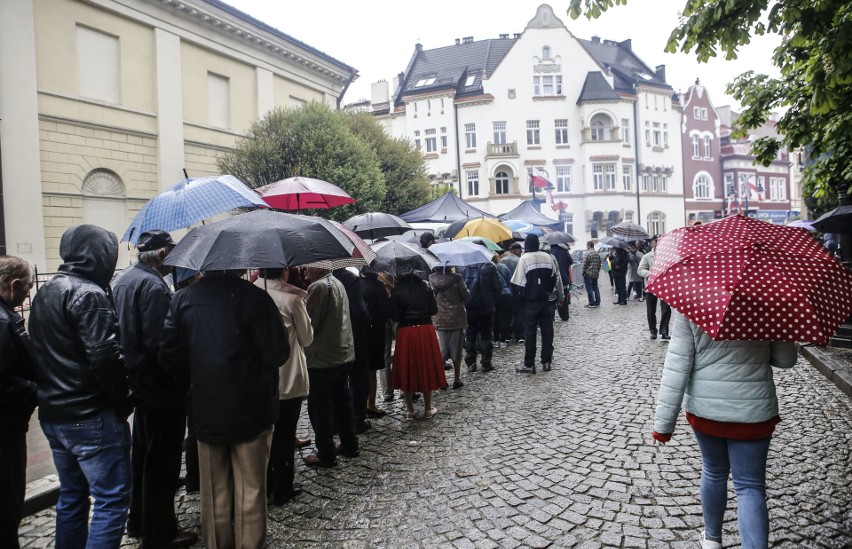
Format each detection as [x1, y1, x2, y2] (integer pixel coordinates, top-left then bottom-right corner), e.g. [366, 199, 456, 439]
[267, 398, 302, 499]
[184, 410, 199, 492]
[646, 292, 672, 336]
[0, 427, 27, 549]
[614, 274, 628, 304]
[523, 300, 555, 367]
[465, 312, 493, 368]
[307, 364, 358, 463]
[127, 407, 187, 548]
[494, 294, 513, 342]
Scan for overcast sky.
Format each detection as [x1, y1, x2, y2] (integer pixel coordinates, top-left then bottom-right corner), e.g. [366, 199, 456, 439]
[225, 0, 781, 111]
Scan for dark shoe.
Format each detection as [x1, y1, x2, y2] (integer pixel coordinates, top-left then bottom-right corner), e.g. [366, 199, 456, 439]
[452, 381, 464, 389]
[383, 394, 394, 402]
[584, 304, 594, 308]
[412, 393, 421, 401]
[295, 437, 312, 449]
[335, 443, 360, 458]
[468, 364, 478, 373]
[481, 365, 495, 373]
[444, 362, 453, 370]
[366, 408, 387, 418]
[355, 420, 372, 434]
[661, 333, 671, 340]
[163, 530, 199, 548]
[303, 453, 336, 467]
[619, 302, 627, 305]
[650, 332, 658, 340]
[185, 485, 199, 494]
[541, 362, 552, 372]
[271, 483, 303, 506]
[126, 525, 141, 539]
[515, 366, 536, 374]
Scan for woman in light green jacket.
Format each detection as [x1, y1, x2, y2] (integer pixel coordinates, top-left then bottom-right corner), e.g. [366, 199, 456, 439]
[653, 313, 797, 549]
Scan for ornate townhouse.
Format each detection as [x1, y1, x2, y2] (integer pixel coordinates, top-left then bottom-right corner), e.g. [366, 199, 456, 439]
[0, 0, 357, 270]
[363, 4, 685, 242]
[681, 81, 793, 225]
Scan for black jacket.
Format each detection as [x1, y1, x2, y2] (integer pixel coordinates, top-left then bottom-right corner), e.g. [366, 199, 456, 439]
[160, 274, 288, 445]
[111, 263, 183, 411]
[461, 262, 502, 314]
[610, 248, 629, 277]
[390, 274, 438, 327]
[29, 225, 131, 422]
[0, 298, 37, 432]
[550, 245, 573, 285]
[360, 274, 391, 326]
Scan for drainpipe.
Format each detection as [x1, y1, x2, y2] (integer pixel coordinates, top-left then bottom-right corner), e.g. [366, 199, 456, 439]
[454, 101, 463, 200]
[632, 93, 642, 221]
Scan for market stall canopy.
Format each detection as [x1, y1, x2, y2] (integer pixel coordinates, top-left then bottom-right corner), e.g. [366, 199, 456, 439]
[498, 200, 562, 230]
[399, 192, 494, 223]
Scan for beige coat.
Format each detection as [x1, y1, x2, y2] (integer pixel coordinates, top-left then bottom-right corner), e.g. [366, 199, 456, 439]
[255, 278, 313, 400]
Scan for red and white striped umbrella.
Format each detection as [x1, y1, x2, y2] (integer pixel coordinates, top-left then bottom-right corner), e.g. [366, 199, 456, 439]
[646, 215, 852, 345]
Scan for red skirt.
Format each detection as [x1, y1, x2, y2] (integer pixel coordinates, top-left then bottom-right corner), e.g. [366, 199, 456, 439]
[392, 324, 447, 393]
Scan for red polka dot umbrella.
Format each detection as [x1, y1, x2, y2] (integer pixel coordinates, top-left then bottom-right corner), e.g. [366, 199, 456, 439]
[645, 214, 852, 345]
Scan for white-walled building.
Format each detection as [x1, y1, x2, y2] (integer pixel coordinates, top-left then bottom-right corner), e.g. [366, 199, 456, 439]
[0, 0, 357, 270]
[361, 4, 685, 241]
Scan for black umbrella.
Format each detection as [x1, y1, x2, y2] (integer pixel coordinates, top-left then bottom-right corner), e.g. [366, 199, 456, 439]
[544, 231, 577, 245]
[598, 236, 628, 249]
[369, 240, 440, 276]
[813, 205, 852, 234]
[343, 212, 412, 239]
[163, 210, 354, 271]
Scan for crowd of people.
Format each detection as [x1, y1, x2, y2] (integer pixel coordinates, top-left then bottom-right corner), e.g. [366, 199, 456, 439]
[0, 220, 804, 549]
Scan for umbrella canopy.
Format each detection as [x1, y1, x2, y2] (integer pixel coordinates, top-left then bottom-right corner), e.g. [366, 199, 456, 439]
[498, 200, 562, 229]
[545, 231, 576, 245]
[813, 205, 852, 234]
[445, 218, 513, 242]
[255, 176, 355, 210]
[503, 219, 543, 236]
[381, 229, 433, 245]
[122, 175, 267, 244]
[610, 222, 650, 239]
[786, 219, 816, 232]
[456, 236, 503, 252]
[163, 210, 354, 271]
[343, 212, 411, 239]
[646, 214, 852, 345]
[597, 237, 628, 249]
[429, 241, 495, 267]
[399, 191, 494, 223]
[301, 220, 377, 270]
[369, 240, 440, 276]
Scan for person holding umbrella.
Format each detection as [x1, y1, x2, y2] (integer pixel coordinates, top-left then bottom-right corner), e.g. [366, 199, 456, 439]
[610, 245, 629, 305]
[637, 235, 671, 340]
[429, 266, 471, 389]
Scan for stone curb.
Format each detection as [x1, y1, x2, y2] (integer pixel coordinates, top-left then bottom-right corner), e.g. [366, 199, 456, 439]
[799, 344, 852, 398]
[23, 474, 59, 518]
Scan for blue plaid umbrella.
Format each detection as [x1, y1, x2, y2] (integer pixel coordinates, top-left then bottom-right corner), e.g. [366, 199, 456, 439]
[122, 175, 266, 244]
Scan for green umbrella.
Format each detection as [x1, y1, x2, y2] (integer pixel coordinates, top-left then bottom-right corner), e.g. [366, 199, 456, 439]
[456, 236, 502, 252]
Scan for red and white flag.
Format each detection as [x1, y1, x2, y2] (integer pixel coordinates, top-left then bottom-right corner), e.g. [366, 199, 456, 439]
[531, 166, 553, 189]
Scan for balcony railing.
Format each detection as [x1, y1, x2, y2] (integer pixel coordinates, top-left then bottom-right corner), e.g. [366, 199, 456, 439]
[486, 141, 519, 157]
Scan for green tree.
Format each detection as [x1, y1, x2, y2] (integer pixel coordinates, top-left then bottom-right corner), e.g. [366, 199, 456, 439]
[569, 0, 852, 215]
[217, 102, 386, 220]
[341, 111, 431, 215]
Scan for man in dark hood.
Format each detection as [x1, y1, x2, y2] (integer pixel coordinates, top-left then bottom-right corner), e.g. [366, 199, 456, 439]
[29, 224, 133, 548]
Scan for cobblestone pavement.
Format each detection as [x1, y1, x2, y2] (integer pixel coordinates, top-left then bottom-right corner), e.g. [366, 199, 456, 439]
[19, 294, 852, 548]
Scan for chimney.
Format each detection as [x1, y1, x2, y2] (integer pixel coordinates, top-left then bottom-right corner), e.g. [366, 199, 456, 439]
[463, 36, 474, 44]
[655, 65, 666, 83]
[513, 33, 521, 39]
[619, 38, 632, 50]
[499, 33, 508, 39]
[455, 38, 460, 45]
[371, 80, 389, 104]
[591, 36, 600, 44]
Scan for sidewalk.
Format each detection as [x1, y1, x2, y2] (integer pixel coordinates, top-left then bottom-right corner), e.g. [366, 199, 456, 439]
[799, 343, 852, 397]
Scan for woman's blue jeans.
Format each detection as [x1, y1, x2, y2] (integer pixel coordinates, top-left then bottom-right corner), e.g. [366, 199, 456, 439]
[41, 410, 132, 549]
[692, 429, 772, 549]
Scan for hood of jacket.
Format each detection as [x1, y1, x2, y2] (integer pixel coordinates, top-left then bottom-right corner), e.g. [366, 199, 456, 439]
[429, 271, 462, 291]
[58, 225, 119, 289]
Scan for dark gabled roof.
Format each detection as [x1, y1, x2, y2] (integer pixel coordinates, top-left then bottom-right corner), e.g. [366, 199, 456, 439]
[397, 38, 516, 103]
[202, 0, 358, 75]
[577, 72, 620, 104]
[400, 192, 495, 223]
[577, 38, 671, 94]
[499, 200, 561, 228]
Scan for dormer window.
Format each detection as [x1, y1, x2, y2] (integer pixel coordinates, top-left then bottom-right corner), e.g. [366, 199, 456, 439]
[465, 75, 476, 87]
[415, 77, 436, 87]
[542, 46, 551, 60]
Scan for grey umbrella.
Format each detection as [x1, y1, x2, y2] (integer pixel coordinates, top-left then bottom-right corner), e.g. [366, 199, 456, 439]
[369, 240, 440, 276]
[544, 231, 577, 245]
[597, 237, 628, 249]
[343, 212, 412, 239]
[610, 222, 650, 239]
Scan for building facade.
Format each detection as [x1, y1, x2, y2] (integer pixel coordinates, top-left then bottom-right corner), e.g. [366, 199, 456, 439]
[361, 4, 685, 242]
[0, 0, 357, 270]
[680, 80, 724, 225]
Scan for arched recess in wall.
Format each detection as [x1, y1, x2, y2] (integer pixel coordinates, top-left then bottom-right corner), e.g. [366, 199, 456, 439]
[82, 169, 131, 268]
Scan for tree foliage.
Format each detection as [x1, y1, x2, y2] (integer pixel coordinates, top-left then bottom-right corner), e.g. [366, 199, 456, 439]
[340, 111, 431, 215]
[219, 102, 411, 221]
[568, 0, 852, 214]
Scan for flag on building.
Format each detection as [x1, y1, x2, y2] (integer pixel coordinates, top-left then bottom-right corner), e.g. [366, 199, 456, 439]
[531, 166, 553, 189]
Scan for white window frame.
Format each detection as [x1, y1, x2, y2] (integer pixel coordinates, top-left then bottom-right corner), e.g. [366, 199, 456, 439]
[622, 165, 632, 191]
[591, 120, 606, 141]
[652, 122, 661, 146]
[493, 122, 507, 145]
[703, 136, 712, 159]
[464, 123, 476, 149]
[555, 119, 569, 145]
[556, 166, 571, 193]
[526, 120, 540, 145]
[770, 177, 786, 200]
[494, 171, 510, 194]
[692, 135, 700, 158]
[592, 164, 604, 191]
[694, 174, 711, 199]
[533, 75, 563, 96]
[466, 170, 480, 196]
[605, 163, 616, 190]
[425, 128, 437, 153]
[647, 211, 667, 236]
[621, 118, 630, 144]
